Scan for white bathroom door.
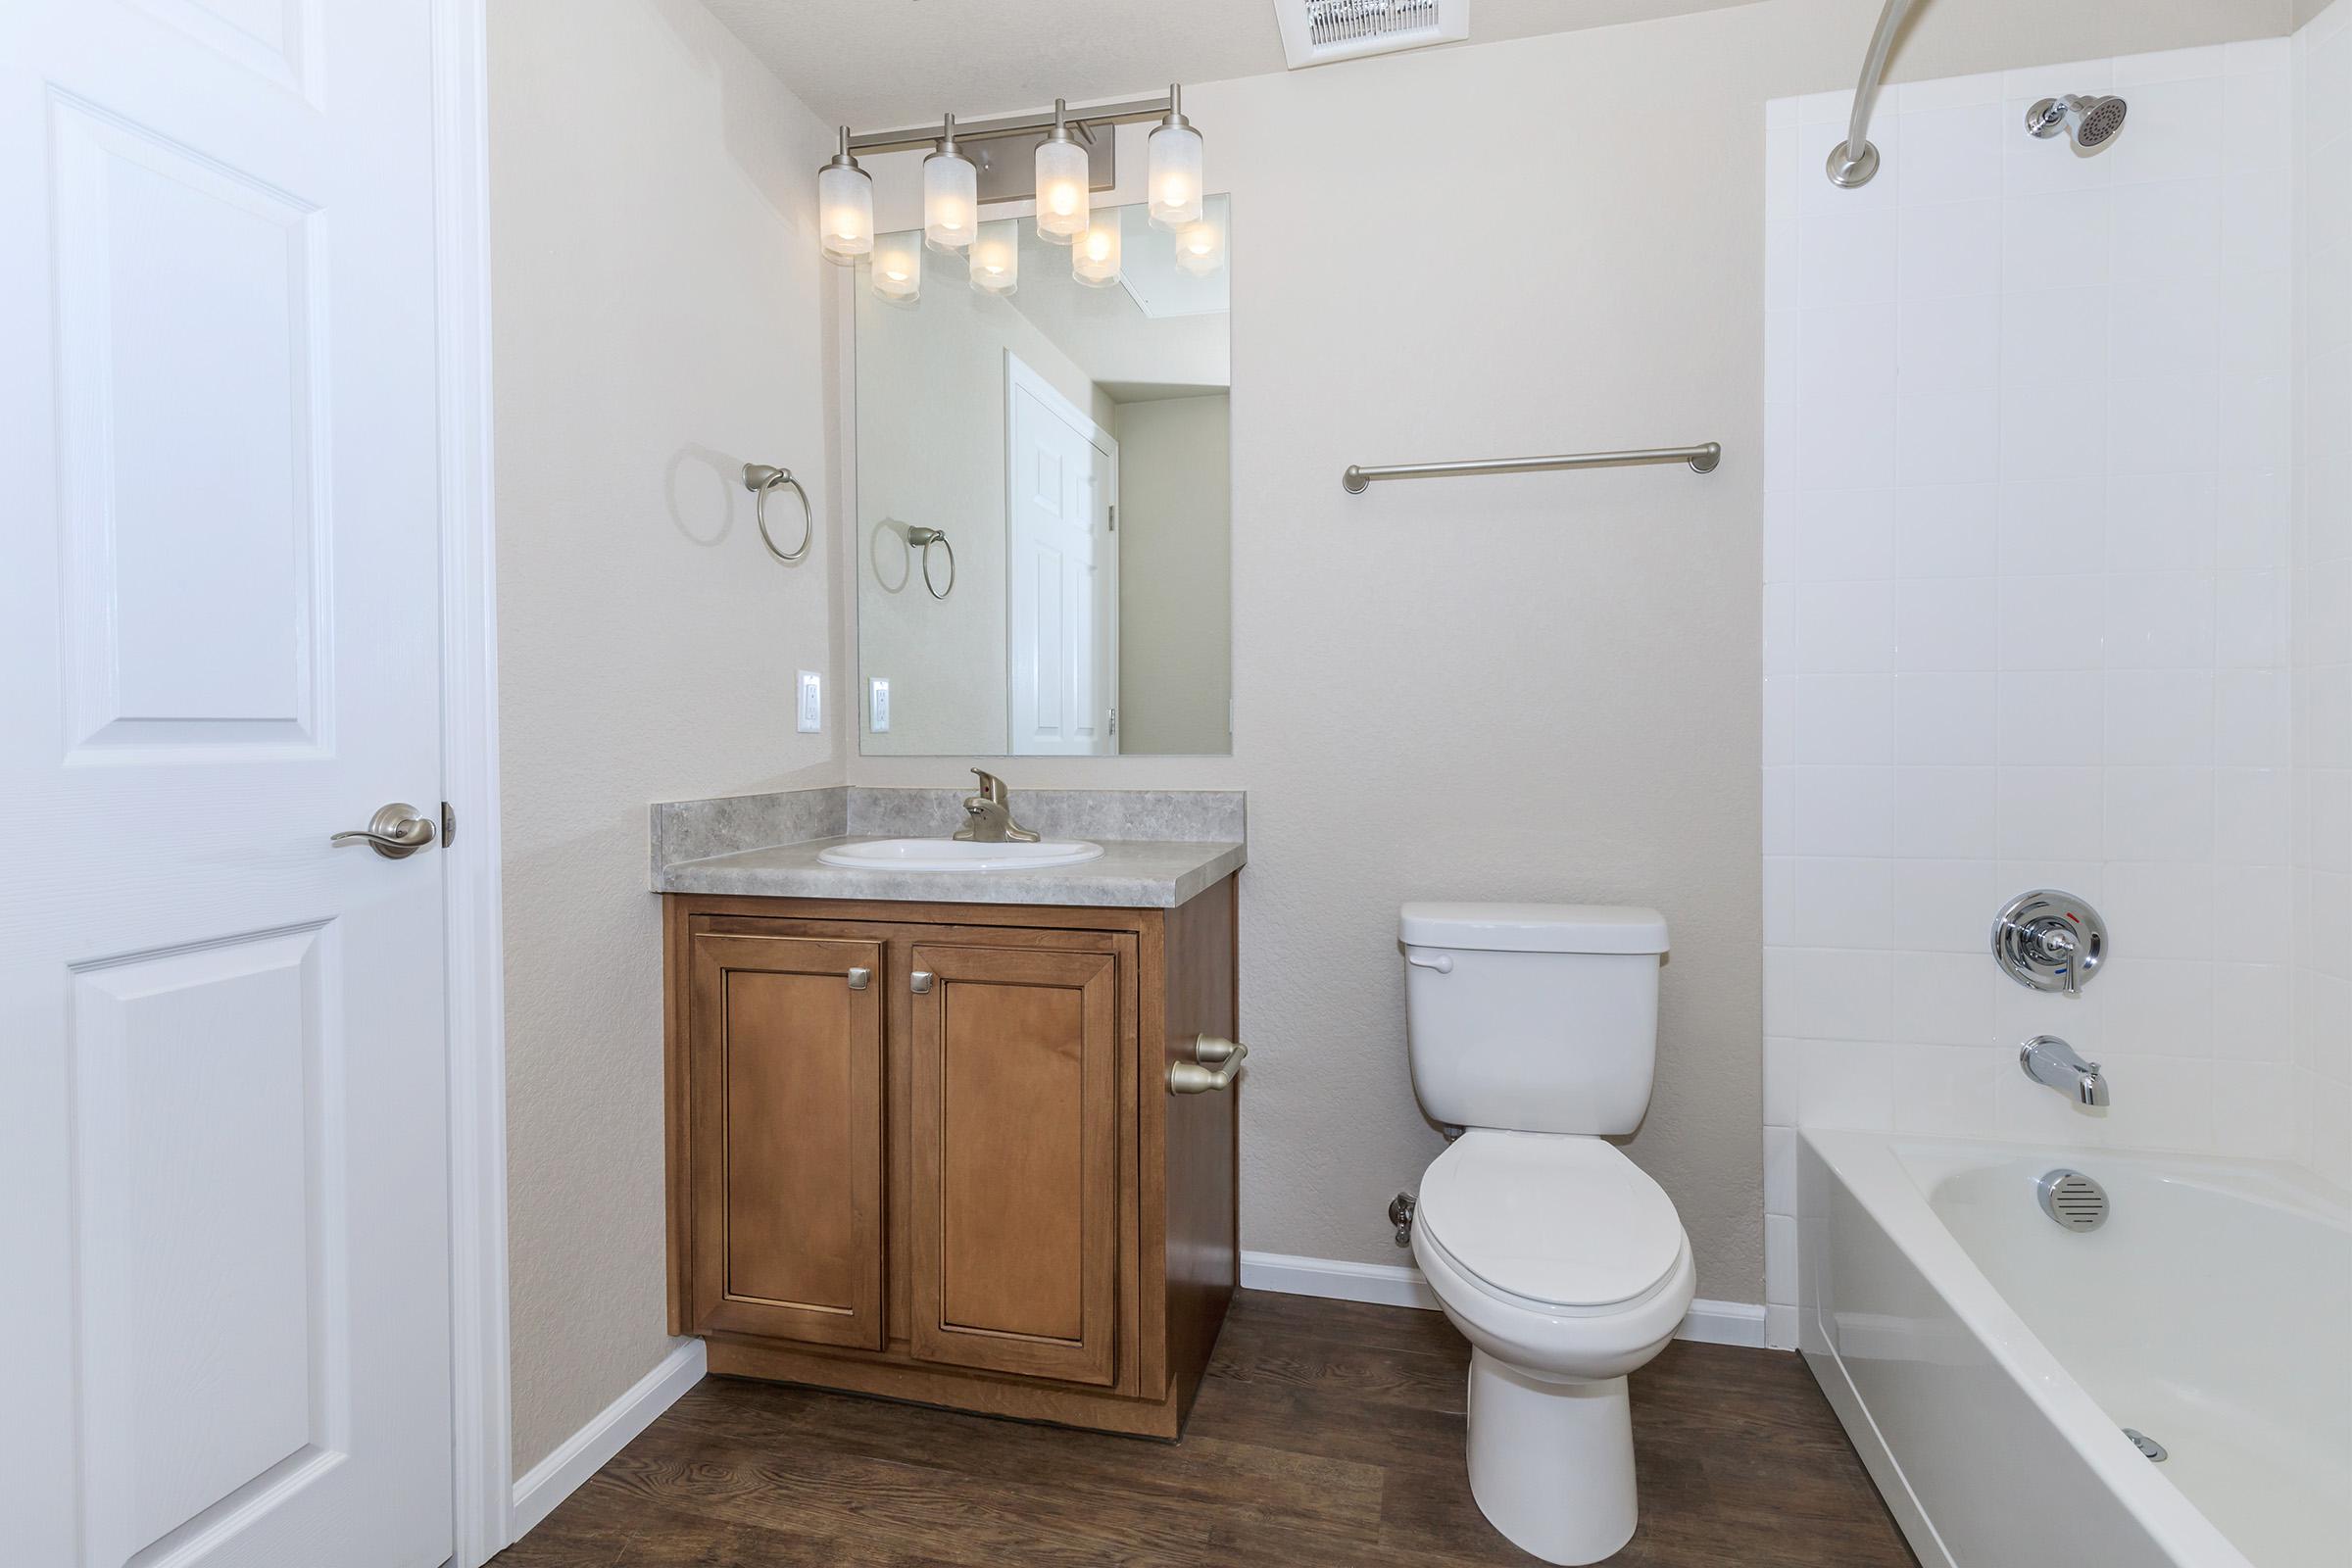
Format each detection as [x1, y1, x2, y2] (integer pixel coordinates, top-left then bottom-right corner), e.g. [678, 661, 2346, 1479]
[1005, 354, 1119, 755]
[0, 4, 458, 1567]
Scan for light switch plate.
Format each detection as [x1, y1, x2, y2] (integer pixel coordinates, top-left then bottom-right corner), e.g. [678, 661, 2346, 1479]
[796, 670, 821, 733]
[868, 676, 891, 733]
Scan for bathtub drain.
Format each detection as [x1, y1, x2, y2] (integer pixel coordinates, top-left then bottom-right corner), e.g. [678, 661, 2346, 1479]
[2123, 1428, 2167, 1462]
[2035, 1168, 2108, 1231]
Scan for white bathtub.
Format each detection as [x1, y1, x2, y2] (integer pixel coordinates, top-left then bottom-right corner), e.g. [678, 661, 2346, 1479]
[1798, 1130, 2351, 1568]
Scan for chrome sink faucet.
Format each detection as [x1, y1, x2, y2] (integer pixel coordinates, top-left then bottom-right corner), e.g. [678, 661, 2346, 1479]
[2021, 1035, 2109, 1107]
[954, 768, 1040, 844]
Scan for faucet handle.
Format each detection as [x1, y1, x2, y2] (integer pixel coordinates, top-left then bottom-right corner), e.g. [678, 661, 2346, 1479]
[969, 767, 1006, 805]
[1993, 890, 2107, 995]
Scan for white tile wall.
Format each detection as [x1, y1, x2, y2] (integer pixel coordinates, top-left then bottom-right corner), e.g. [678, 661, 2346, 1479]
[1764, 22, 2347, 1340]
[2295, 0, 2352, 1191]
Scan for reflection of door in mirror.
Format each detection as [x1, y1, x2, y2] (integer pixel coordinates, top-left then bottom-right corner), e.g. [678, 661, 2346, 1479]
[1006, 355, 1118, 756]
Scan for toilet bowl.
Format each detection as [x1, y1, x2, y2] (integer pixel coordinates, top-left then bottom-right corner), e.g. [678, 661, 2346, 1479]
[1411, 1129, 1695, 1566]
[1397, 902, 1684, 1565]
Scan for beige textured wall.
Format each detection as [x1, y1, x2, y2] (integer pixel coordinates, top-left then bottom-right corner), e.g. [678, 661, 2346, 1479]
[846, 0, 2291, 1304]
[491, 0, 837, 1474]
[1115, 394, 1233, 755]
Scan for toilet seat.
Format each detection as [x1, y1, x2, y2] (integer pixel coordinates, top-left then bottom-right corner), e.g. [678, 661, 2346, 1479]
[1416, 1130, 1685, 1315]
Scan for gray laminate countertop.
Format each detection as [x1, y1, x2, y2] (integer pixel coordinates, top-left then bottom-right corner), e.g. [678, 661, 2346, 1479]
[653, 834, 1246, 908]
[648, 786, 1247, 908]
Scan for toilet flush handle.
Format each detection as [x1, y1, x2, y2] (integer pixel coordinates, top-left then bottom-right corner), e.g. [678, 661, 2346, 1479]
[1405, 953, 1453, 974]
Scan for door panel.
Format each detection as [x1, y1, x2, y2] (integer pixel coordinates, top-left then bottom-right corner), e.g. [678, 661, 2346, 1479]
[0, 4, 452, 1565]
[1005, 355, 1117, 756]
[53, 94, 328, 755]
[689, 934, 886, 1349]
[908, 943, 1118, 1385]
[73, 926, 341, 1565]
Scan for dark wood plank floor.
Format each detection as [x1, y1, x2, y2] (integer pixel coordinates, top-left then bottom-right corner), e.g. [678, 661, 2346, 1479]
[497, 1290, 1916, 1566]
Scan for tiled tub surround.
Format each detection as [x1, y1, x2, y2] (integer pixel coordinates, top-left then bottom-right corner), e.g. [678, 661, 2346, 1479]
[1762, 35, 2351, 1343]
[650, 786, 1246, 906]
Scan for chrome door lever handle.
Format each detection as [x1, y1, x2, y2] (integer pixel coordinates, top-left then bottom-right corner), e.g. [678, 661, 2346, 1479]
[331, 803, 437, 859]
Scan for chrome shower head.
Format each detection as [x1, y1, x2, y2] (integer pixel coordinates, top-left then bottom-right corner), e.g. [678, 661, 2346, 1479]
[2027, 93, 2129, 151]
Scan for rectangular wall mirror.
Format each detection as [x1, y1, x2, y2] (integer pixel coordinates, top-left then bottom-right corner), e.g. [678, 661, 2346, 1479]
[855, 197, 1232, 757]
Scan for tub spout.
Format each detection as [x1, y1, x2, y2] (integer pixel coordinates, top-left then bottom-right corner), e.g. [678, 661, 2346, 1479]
[2022, 1035, 2108, 1107]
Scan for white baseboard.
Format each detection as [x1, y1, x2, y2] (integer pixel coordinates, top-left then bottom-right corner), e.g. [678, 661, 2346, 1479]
[1242, 1250, 1440, 1309]
[1240, 1250, 1769, 1348]
[1677, 1298, 1770, 1348]
[510, 1340, 707, 1541]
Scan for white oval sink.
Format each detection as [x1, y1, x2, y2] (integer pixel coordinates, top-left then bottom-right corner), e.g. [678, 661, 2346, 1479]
[817, 838, 1105, 872]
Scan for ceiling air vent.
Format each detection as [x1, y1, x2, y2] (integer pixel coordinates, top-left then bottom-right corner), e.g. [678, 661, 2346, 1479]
[1275, 0, 1470, 70]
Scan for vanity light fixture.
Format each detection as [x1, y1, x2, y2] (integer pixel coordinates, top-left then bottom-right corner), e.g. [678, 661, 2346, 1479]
[820, 90, 1226, 297]
[871, 230, 921, 307]
[1034, 98, 1090, 244]
[1175, 214, 1225, 277]
[922, 113, 977, 251]
[970, 219, 1019, 294]
[1073, 217, 1122, 287]
[816, 126, 872, 264]
[1147, 83, 1203, 229]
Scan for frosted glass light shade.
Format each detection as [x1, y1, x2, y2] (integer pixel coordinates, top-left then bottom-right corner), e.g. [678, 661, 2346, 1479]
[818, 162, 873, 264]
[923, 147, 977, 252]
[1175, 216, 1225, 276]
[1073, 219, 1121, 288]
[1148, 122, 1203, 229]
[970, 220, 1019, 295]
[1035, 136, 1089, 243]
[872, 231, 921, 307]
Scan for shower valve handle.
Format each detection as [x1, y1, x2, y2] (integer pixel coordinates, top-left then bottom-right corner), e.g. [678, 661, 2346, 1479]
[2030, 921, 2082, 992]
[1992, 890, 2107, 996]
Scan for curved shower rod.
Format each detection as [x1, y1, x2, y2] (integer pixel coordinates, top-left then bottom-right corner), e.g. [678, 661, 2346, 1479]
[1827, 0, 1923, 187]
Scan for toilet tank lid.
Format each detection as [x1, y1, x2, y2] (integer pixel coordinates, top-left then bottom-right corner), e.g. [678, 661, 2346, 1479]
[1399, 903, 1668, 955]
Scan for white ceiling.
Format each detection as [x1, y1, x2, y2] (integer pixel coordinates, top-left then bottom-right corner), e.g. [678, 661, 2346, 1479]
[700, 0, 1751, 128]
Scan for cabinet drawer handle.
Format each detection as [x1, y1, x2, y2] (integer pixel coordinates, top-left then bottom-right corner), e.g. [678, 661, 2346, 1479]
[847, 967, 871, 990]
[910, 970, 934, 994]
[1169, 1034, 1249, 1095]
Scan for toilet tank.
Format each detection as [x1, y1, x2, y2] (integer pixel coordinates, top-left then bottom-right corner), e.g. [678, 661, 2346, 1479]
[1399, 903, 1669, 1136]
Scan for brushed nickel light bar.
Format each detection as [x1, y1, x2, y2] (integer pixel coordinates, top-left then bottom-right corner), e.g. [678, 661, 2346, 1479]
[1342, 443, 1723, 493]
[817, 89, 1220, 299]
[845, 92, 1175, 156]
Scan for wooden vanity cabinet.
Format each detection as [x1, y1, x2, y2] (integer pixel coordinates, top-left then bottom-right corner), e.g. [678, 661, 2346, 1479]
[662, 881, 1239, 1439]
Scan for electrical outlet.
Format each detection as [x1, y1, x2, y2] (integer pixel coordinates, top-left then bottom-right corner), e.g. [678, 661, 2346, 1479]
[796, 670, 821, 733]
[868, 676, 891, 733]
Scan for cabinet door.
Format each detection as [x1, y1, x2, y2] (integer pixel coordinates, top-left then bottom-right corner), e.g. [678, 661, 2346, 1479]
[687, 933, 885, 1348]
[907, 943, 1119, 1385]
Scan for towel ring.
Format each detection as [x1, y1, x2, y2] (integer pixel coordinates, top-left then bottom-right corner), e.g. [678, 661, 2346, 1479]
[742, 464, 810, 564]
[906, 525, 956, 599]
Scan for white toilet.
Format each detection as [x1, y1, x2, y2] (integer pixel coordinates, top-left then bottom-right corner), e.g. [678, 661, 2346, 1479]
[1398, 902, 1693, 1567]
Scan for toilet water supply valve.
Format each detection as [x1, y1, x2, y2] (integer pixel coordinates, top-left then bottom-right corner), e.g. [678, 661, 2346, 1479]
[1389, 1191, 1416, 1247]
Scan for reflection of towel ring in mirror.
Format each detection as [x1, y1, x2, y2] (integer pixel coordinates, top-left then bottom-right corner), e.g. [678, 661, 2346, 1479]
[906, 526, 956, 599]
[741, 464, 810, 564]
